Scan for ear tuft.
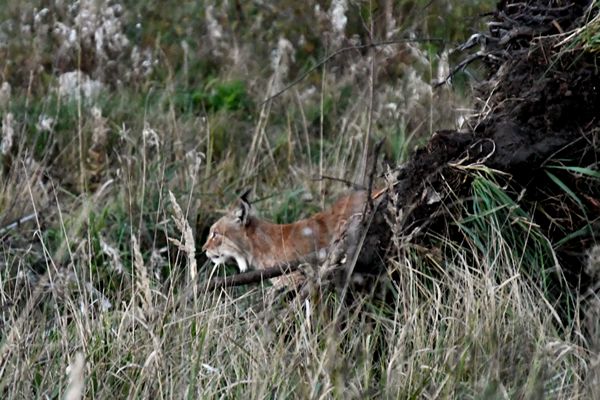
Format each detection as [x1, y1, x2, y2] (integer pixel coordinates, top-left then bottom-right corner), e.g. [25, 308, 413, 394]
[239, 188, 251, 204]
[234, 188, 252, 226]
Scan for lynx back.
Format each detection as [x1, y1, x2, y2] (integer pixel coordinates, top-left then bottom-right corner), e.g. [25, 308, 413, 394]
[202, 189, 372, 288]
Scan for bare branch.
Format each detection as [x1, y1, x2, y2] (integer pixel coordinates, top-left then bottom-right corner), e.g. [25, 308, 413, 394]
[203, 261, 304, 291]
[312, 175, 364, 190]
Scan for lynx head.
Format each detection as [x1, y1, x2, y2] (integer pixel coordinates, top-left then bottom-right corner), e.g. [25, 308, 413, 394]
[202, 189, 254, 272]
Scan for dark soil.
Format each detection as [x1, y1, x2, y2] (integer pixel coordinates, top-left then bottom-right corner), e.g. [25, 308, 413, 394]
[369, 1, 600, 294]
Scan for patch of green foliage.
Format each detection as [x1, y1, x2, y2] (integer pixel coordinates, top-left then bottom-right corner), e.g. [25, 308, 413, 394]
[1, 0, 597, 398]
[175, 80, 254, 114]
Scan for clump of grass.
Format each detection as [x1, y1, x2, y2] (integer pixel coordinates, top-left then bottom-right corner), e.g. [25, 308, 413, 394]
[557, 1, 600, 52]
[1, 205, 594, 397]
[2, 0, 598, 398]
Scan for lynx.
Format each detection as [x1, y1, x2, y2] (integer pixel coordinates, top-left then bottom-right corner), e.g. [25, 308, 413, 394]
[202, 189, 383, 288]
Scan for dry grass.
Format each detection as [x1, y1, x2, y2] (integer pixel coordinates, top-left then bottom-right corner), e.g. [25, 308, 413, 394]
[0, 0, 598, 398]
[1, 225, 595, 397]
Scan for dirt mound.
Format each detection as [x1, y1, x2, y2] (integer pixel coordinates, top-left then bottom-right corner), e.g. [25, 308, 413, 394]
[382, 0, 599, 291]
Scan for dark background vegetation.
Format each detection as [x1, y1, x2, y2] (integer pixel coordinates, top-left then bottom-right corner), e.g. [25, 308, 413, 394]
[0, 0, 598, 398]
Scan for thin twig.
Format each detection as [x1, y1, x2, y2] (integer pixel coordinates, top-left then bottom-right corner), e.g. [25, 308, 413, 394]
[0, 213, 38, 236]
[435, 48, 510, 89]
[261, 37, 444, 105]
[434, 51, 488, 88]
[312, 175, 364, 190]
[363, 138, 385, 219]
[361, 10, 376, 184]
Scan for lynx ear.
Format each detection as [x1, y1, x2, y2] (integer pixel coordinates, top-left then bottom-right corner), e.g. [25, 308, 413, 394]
[233, 188, 252, 226]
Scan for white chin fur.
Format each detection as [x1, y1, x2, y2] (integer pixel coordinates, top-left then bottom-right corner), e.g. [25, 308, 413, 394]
[207, 252, 248, 273]
[209, 255, 227, 265]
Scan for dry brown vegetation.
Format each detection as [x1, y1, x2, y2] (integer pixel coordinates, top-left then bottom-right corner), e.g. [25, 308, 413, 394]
[1, 0, 599, 398]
